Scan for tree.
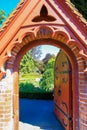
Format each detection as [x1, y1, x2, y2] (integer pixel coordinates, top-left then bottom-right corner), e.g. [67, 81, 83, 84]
[39, 55, 56, 91]
[30, 46, 42, 60]
[0, 10, 6, 26]
[42, 53, 52, 64]
[45, 55, 56, 70]
[19, 50, 43, 74]
[71, 0, 87, 19]
[34, 60, 45, 73]
[19, 51, 35, 74]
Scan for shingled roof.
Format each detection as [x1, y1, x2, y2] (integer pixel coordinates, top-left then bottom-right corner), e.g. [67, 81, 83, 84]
[0, 0, 25, 34]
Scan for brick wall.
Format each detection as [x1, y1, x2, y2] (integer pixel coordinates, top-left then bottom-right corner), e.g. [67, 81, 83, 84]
[0, 70, 13, 130]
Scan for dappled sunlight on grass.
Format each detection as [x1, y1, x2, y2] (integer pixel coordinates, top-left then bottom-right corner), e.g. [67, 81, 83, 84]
[19, 73, 42, 87]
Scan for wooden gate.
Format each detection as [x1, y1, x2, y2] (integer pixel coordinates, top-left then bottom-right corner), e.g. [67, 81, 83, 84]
[54, 50, 73, 130]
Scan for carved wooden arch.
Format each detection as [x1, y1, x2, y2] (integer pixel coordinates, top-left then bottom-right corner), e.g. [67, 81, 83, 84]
[1, 26, 86, 74]
[0, 25, 86, 80]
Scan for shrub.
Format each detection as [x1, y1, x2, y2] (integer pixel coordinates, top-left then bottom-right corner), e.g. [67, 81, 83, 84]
[19, 81, 53, 99]
[19, 82, 34, 92]
[39, 56, 55, 92]
[39, 68, 54, 91]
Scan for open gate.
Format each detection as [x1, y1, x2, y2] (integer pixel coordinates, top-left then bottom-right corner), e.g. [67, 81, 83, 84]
[54, 50, 73, 130]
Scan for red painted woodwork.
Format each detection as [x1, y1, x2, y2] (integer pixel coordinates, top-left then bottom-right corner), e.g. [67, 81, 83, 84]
[54, 51, 73, 130]
[0, 0, 87, 130]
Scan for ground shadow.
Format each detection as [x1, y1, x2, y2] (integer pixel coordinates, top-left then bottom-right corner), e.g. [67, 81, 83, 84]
[19, 99, 64, 130]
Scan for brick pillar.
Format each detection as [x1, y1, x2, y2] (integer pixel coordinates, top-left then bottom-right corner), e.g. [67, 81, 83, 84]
[79, 73, 87, 130]
[0, 70, 13, 130]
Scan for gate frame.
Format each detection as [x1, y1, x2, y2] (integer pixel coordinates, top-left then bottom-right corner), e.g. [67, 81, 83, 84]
[12, 38, 79, 130]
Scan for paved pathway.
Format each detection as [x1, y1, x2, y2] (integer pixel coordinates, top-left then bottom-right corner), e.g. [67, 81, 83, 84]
[19, 99, 64, 130]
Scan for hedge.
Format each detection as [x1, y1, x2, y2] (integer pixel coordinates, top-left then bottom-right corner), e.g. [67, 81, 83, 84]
[19, 91, 53, 100]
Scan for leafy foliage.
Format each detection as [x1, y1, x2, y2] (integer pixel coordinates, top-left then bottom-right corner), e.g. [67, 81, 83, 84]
[19, 72, 42, 88]
[71, 0, 87, 19]
[0, 10, 6, 25]
[20, 82, 34, 92]
[45, 55, 56, 69]
[19, 48, 56, 94]
[19, 51, 37, 74]
[19, 47, 43, 74]
[19, 81, 53, 99]
[39, 55, 56, 92]
[30, 46, 42, 60]
[42, 53, 52, 64]
[34, 60, 45, 73]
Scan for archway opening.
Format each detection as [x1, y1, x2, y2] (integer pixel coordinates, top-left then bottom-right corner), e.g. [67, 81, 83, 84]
[19, 45, 59, 99]
[19, 45, 64, 129]
[12, 38, 79, 130]
[17, 44, 74, 130]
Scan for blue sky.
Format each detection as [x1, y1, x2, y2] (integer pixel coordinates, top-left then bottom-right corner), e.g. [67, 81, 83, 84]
[0, 0, 59, 58]
[40, 45, 59, 59]
[0, 0, 20, 16]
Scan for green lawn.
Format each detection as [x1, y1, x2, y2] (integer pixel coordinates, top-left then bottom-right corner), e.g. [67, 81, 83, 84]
[19, 73, 42, 87]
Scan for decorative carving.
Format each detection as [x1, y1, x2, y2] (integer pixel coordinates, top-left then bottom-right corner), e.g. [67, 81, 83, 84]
[0, 41, 19, 75]
[53, 30, 70, 43]
[0, 55, 10, 72]
[7, 41, 19, 57]
[0, 25, 87, 79]
[32, 5, 56, 22]
[37, 27, 52, 37]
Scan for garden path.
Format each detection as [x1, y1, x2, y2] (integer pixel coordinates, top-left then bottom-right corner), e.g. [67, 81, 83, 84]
[19, 99, 64, 130]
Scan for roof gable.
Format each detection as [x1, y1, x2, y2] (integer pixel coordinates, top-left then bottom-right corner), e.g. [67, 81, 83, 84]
[0, 0, 87, 34]
[21, 0, 65, 26]
[0, 0, 87, 54]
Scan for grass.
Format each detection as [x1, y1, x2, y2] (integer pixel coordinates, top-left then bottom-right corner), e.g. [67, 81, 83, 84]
[19, 73, 42, 87]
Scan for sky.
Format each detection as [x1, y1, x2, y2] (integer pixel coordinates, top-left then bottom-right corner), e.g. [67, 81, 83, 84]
[0, 0, 20, 16]
[0, 0, 59, 59]
[40, 45, 59, 59]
